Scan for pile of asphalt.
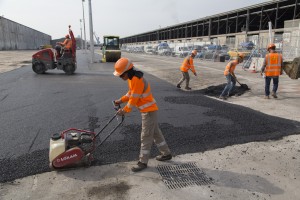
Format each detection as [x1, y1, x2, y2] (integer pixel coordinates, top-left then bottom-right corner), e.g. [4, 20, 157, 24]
[199, 83, 250, 97]
[1, 93, 298, 183]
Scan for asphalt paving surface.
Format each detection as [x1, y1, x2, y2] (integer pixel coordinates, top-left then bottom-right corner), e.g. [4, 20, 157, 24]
[0, 51, 299, 183]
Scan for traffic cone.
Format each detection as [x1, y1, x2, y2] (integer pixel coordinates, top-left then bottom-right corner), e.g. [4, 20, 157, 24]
[251, 63, 257, 73]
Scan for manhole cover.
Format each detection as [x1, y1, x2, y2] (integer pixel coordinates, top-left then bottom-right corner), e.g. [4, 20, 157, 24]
[157, 162, 214, 189]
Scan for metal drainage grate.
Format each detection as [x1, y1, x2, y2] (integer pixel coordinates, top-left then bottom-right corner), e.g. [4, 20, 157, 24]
[157, 162, 214, 189]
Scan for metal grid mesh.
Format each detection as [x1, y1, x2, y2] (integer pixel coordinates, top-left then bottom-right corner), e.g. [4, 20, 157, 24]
[283, 19, 300, 61]
[157, 162, 214, 189]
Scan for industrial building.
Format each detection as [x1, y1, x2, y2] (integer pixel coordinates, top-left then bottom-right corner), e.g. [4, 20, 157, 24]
[0, 16, 51, 50]
[120, 0, 300, 48]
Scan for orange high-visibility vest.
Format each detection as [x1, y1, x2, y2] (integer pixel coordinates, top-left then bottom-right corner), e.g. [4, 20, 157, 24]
[224, 60, 238, 76]
[265, 53, 282, 77]
[61, 39, 72, 50]
[180, 56, 196, 73]
[121, 76, 158, 113]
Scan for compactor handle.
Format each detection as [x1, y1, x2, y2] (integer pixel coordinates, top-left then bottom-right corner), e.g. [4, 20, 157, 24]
[94, 103, 124, 139]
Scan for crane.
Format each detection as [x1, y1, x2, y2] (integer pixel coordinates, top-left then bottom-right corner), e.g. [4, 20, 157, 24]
[94, 32, 100, 45]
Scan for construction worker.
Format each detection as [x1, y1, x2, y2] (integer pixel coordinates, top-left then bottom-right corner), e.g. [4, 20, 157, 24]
[261, 43, 283, 99]
[56, 34, 72, 58]
[176, 50, 198, 90]
[113, 57, 172, 172]
[57, 34, 72, 51]
[219, 54, 244, 100]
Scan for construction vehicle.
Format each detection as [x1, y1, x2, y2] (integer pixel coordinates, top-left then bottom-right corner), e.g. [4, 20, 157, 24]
[32, 25, 77, 75]
[39, 44, 52, 49]
[102, 35, 121, 62]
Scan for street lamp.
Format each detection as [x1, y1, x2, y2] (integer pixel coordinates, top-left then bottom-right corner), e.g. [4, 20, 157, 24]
[80, 19, 83, 49]
[82, 0, 87, 51]
[88, 0, 95, 63]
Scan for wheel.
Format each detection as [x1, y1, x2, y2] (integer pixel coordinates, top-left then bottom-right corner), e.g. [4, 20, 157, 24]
[63, 63, 76, 75]
[32, 63, 46, 74]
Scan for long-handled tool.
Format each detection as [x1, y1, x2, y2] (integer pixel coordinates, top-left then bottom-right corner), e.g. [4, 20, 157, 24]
[230, 73, 249, 90]
[49, 104, 124, 169]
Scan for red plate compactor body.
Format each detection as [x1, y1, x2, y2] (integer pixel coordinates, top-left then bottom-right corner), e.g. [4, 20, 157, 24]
[49, 108, 124, 169]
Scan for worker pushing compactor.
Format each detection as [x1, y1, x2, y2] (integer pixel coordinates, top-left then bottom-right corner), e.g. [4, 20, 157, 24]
[113, 57, 172, 172]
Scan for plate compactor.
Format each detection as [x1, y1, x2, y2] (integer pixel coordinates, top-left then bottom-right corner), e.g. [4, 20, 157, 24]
[49, 105, 124, 169]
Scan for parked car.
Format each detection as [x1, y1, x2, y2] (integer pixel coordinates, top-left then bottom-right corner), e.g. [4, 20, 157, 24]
[158, 46, 172, 56]
[152, 46, 158, 55]
[218, 50, 230, 61]
[194, 50, 206, 58]
[240, 41, 255, 50]
[206, 45, 222, 51]
[134, 47, 144, 53]
[145, 46, 153, 54]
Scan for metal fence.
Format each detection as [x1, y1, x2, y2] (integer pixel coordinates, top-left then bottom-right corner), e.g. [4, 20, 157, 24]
[121, 31, 292, 66]
[282, 19, 300, 61]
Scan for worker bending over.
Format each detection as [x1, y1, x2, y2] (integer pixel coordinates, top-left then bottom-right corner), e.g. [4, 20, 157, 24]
[219, 54, 244, 100]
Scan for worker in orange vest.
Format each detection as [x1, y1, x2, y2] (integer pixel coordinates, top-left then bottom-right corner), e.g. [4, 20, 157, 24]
[176, 50, 198, 90]
[219, 54, 244, 100]
[261, 43, 283, 99]
[57, 34, 72, 50]
[113, 57, 172, 172]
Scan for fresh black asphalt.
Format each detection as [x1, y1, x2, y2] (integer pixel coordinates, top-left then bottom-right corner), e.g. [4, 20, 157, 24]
[0, 52, 299, 183]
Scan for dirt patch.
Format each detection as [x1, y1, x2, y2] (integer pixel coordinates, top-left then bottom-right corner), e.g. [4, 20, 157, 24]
[0, 50, 35, 73]
[87, 181, 131, 199]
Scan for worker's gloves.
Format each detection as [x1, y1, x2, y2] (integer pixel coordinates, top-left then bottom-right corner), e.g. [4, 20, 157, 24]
[194, 72, 197, 76]
[113, 99, 122, 106]
[117, 108, 126, 116]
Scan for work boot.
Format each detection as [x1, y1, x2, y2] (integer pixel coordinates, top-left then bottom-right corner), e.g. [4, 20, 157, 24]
[185, 87, 191, 90]
[271, 92, 278, 98]
[264, 95, 270, 99]
[176, 84, 181, 88]
[156, 154, 172, 161]
[131, 161, 147, 172]
[219, 96, 227, 100]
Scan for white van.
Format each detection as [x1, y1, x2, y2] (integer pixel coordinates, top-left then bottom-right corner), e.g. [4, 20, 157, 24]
[145, 46, 153, 54]
[174, 46, 190, 57]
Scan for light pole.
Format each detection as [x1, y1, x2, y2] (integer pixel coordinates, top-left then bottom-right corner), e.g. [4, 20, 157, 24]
[88, 0, 95, 63]
[80, 19, 83, 49]
[82, 0, 87, 51]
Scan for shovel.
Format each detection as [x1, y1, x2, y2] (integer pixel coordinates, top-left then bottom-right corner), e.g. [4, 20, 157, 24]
[230, 73, 249, 90]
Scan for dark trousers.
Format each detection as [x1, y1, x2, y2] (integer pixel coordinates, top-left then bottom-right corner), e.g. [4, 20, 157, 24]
[265, 76, 279, 96]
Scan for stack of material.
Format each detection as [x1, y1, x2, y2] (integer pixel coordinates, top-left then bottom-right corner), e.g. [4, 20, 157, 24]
[283, 57, 300, 79]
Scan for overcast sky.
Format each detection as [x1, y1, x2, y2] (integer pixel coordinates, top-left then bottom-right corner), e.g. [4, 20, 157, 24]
[1, 0, 270, 41]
